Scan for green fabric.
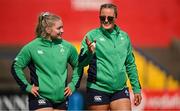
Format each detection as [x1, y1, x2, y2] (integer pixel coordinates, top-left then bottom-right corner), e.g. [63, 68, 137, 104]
[12, 36, 80, 103]
[80, 25, 141, 94]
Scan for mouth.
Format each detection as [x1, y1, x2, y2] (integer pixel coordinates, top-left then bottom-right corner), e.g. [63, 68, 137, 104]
[57, 33, 62, 36]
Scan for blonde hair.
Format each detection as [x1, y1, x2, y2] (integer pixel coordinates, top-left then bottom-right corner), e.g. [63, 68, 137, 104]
[35, 12, 61, 37]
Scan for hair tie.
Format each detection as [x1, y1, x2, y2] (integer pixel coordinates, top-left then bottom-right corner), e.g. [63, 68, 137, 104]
[42, 12, 50, 17]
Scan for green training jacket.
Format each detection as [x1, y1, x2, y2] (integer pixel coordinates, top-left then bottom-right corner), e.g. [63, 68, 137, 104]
[79, 25, 141, 94]
[11, 36, 81, 103]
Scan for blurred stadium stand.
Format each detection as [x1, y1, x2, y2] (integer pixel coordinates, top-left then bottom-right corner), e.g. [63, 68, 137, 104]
[138, 38, 180, 82]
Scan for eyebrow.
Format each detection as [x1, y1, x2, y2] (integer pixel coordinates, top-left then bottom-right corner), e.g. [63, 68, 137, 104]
[57, 25, 63, 29]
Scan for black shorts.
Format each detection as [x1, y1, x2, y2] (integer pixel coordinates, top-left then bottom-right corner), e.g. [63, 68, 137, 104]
[28, 94, 67, 110]
[87, 87, 130, 105]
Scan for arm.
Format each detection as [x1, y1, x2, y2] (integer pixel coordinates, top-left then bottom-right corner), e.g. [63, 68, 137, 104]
[78, 35, 95, 67]
[125, 37, 142, 105]
[11, 46, 33, 93]
[65, 45, 83, 96]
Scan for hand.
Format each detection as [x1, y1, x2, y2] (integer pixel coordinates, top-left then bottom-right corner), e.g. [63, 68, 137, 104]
[85, 36, 96, 53]
[134, 93, 142, 106]
[64, 86, 72, 97]
[31, 84, 39, 97]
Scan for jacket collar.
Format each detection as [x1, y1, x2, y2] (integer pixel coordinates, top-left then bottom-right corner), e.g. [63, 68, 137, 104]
[37, 35, 62, 47]
[99, 24, 120, 38]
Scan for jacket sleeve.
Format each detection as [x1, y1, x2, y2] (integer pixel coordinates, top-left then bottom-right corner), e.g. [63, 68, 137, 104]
[125, 37, 141, 94]
[67, 45, 83, 92]
[11, 45, 32, 93]
[78, 34, 94, 67]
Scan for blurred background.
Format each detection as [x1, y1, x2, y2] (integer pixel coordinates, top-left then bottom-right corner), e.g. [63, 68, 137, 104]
[0, 0, 180, 110]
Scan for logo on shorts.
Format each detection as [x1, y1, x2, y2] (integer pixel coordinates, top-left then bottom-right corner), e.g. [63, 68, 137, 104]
[94, 96, 102, 102]
[125, 89, 129, 97]
[38, 99, 46, 105]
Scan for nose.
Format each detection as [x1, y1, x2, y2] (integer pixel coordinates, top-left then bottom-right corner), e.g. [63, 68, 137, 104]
[60, 28, 64, 33]
[105, 17, 108, 22]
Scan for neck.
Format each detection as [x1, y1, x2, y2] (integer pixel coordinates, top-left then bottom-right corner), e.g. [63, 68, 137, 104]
[106, 28, 113, 33]
[44, 36, 52, 41]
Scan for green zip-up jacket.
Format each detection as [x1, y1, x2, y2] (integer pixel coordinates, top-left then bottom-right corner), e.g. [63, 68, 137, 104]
[79, 25, 141, 94]
[11, 36, 82, 103]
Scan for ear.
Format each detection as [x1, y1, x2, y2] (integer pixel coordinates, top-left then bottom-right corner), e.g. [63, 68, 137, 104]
[45, 27, 52, 34]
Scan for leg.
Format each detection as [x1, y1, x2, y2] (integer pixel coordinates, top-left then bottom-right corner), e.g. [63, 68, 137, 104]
[88, 104, 110, 111]
[35, 107, 53, 111]
[53, 109, 66, 111]
[110, 98, 131, 111]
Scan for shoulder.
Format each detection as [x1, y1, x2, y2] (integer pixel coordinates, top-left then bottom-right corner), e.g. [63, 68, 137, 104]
[85, 28, 101, 40]
[120, 30, 128, 36]
[118, 28, 130, 41]
[20, 38, 42, 53]
[21, 38, 38, 49]
[25, 38, 41, 47]
[86, 28, 101, 35]
[62, 39, 76, 49]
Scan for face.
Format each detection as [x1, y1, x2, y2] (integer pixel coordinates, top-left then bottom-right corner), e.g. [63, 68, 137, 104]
[47, 20, 64, 40]
[100, 8, 116, 30]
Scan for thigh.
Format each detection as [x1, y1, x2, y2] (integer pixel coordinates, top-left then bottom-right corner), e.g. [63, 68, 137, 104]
[53, 109, 66, 111]
[110, 87, 131, 110]
[35, 108, 53, 111]
[110, 98, 131, 110]
[88, 104, 110, 111]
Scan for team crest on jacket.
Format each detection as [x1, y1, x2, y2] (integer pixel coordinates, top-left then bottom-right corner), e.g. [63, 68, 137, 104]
[37, 50, 44, 54]
[99, 37, 105, 41]
[59, 44, 65, 53]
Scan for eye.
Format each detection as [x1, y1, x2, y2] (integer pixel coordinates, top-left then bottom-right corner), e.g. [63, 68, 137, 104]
[57, 26, 63, 30]
[99, 16, 106, 21]
[107, 16, 114, 22]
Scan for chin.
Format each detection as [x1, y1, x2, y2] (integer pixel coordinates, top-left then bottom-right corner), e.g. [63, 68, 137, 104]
[102, 24, 113, 30]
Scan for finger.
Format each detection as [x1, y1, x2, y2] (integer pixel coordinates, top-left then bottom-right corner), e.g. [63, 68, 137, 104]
[68, 91, 72, 96]
[64, 88, 69, 96]
[64, 88, 72, 97]
[64, 90, 69, 96]
[33, 90, 39, 97]
[86, 36, 92, 46]
[85, 36, 90, 45]
[65, 90, 72, 97]
[137, 95, 142, 105]
[134, 96, 140, 106]
[134, 96, 138, 105]
[32, 91, 38, 97]
[90, 41, 96, 48]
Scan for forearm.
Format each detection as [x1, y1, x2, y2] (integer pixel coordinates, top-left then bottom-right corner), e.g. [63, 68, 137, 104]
[68, 67, 83, 92]
[78, 48, 94, 67]
[126, 53, 141, 93]
[11, 61, 31, 92]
